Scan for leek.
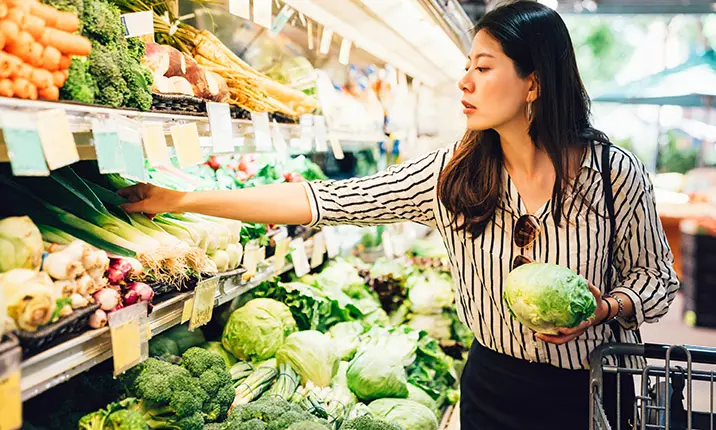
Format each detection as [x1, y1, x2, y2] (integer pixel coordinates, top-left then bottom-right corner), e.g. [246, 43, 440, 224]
[37, 224, 78, 245]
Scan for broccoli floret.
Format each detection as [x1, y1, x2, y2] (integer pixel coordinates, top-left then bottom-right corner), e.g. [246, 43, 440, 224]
[203, 424, 224, 430]
[181, 347, 236, 422]
[42, 0, 83, 16]
[235, 419, 268, 430]
[82, 0, 122, 44]
[340, 416, 402, 430]
[61, 56, 96, 104]
[106, 409, 149, 430]
[286, 421, 331, 430]
[265, 411, 311, 430]
[127, 37, 147, 64]
[88, 43, 126, 107]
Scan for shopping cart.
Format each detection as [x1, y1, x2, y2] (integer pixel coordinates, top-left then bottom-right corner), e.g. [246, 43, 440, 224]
[590, 343, 716, 430]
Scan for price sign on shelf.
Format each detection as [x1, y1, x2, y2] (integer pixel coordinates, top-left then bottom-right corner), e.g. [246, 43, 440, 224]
[382, 231, 395, 258]
[323, 227, 340, 258]
[270, 4, 295, 36]
[109, 302, 149, 376]
[253, 0, 272, 29]
[141, 123, 171, 167]
[1, 111, 49, 176]
[170, 123, 203, 167]
[299, 114, 313, 151]
[229, 0, 250, 19]
[189, 276, 219, 330]
[207, 102, 234, 153]
[244, 241, 261, 276]
[310, 232, 326, 268]
[330, 136, 345, 160]
[0, 346, 22, 430]
[290, 237, 310, 277]
[339, 38, 352, 65]
[251, 112, 272, 151]
[273, 233, 291, 272]
[271, 120, 289, 158]
[37, 108, 79, 170]
[121, 11, 154, 38]
[313, 116, 328, 152]
[92, 118, 125, 174]
[118, 121, 146, 183]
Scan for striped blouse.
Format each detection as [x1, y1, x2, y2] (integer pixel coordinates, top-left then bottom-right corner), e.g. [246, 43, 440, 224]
[302, 141, 679, 370]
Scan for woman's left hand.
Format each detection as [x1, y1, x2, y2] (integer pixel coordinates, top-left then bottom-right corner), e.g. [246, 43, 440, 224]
[536, 283, 608, 345]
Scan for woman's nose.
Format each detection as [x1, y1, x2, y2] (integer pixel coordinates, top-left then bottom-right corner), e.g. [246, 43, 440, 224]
[458, 73, 474, 93]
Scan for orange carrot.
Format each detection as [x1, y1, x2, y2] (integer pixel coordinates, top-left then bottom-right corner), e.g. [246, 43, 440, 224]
[0, 20, 20, 44]
[42, 46, 62, 71]
[29, 2, 79, 33]
[0, 79, 13, 98]
[39, 85, 58, 101]
[0, 31, 5, 51]
[53, 69, 67, 87]
[24, 14, 45, 40]
[28, 42, 43, 67]
[0, 4, 8, 20]
[58, 54, 71, 70]
[0, 53, 18, 78]
[12, 78, 37, 100]
[14, 62, 33, 80]
[30, 67, 52, 89]
[41, 28, 91, 56]
[7, 7, 26, 29]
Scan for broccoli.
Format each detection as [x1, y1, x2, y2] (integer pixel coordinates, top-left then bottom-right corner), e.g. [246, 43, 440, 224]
[42, 0, 84, 16]
[235, 419, 268, 430]
[224, 398, 331, 430]
[82, 0, 122, 44]
[180, 347, 235, 422]
[149, 323, 206, 361]
[88, 43, 126, 107]
[79, 398, 146, 430]
[340, 415, 402, 430]
[203, 424, 224, 430]
[106, 409, 149, 430]
[62, 57, 97, 104]
[286, 422, 331, 430]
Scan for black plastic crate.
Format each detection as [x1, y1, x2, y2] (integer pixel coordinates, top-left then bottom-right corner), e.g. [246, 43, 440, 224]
[681, 231, 716, 328]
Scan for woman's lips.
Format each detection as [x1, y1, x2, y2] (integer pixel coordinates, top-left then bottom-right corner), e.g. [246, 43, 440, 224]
[462, 100, 476, 114]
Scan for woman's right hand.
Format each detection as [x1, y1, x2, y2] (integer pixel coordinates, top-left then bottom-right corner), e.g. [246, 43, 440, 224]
[118, 183, 187, 215]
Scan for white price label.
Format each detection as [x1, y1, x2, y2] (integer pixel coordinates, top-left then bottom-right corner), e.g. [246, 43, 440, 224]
[314, 116, 328, 152]
[319, 27, 333, 55]
[141, 123, 171, 167]
[307, 20, 314, 50]
[382, 231, 395, 258]
[253, 0, 272, 29]
[108, 302, 149, 376]
[207, 102, 234, 153]
[244, 241, 261, 276]
[330, 136, 345, 160]
[37, 109, 79, 170]
[271, 120, 289, 157]
[310, 232, 325, 268]
[251, 112, 272, 151]
[170, 123, 203, 167]
[273, 233, 291, 271]
[121, 11, 154, 38]
[229, 0, 250, 19]
[324, 227, 339, 258]
[270, 4, 295, 36]
[290, 238, 310, 277]
[299, 114, 313, 151]
[339, 38, 352, 65]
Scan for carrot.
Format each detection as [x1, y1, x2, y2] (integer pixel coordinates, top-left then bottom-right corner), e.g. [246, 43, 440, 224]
[42, 46, 62, 71]
[30, 67, 52, 89]
[12, 78, 37, 100]
[41, 28, 91, 56]
[53, 69, 67, 87]
[0, 4, 8, 20]
[27, 42, 44, 67]
[7, 7, 26, 29]
[29, 2, 79, 33]
[0, 31, 5, 51]
[0, 53, 18, 78]
[24, 14, 45, 40]
[39, 85, 58, 101]
[13, 62, 33, 80]
[58, 54, 71, 70]
[0, 79, 13, 98]
[0, 20, 20, 44]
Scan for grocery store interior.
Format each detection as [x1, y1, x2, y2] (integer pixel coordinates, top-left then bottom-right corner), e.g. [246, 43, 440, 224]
[0, 0, 715, 429]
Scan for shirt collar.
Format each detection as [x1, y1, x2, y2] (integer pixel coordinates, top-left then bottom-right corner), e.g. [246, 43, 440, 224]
[581, 141, 602, 173]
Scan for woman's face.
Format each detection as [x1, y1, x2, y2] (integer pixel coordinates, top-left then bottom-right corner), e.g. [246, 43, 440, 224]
[458, 30, 534, 131]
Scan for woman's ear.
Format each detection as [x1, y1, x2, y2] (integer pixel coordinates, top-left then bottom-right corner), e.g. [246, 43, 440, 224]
[526, 72, 540, 103]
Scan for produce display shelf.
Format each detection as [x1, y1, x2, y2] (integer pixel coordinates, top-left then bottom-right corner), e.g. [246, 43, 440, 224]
[19, 252, 300, 402]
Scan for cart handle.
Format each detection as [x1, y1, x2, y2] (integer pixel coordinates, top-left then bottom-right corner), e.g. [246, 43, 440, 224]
[644, 343, 716, 364]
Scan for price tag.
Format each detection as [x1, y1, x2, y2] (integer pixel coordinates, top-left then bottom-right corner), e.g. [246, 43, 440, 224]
[37, 109, 79, 170]
[319, 27, 333, 55]
[330, 136, 345, 160]
[270, 4, 295, 36]
[273, 233, 291, 271]
[118, 122, 146, 183]
[299, 114, 313, 151]
[181, 298, 194, 324]
[290, 237, 310, 277]
[1, 111, 49, 176]
[258, 246, 266, 264]
[0, 346, 22, 430]
[121, 11, 154, 38]
[253, 0, 272, 29]
[207, 102, 234, 153]
[382, 231, 395, 258]
[251, 112, 272, 151]
[310, 232, 325, 268]
[307, 20, 314, 51]
[109, 302, 149, 376]
[339, 38, 352, 65]
[170, 123, 203, 167]
[243, 241, 260, 276]
[91, 118, 125, 174]
[189, 277, 219, 330]
[314, 116, 328, 152]
[141, 123, 171, 167]
[229, 0, 250, 19]
[324, 227, 339, 258]
[271, 120, 289, 158]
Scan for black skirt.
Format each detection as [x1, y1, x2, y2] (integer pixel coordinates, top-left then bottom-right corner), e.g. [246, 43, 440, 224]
[460, 341, 635, 430]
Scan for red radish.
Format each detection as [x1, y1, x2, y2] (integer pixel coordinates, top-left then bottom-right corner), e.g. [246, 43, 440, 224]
[109, 258, 132, 278]
[142, 42, 170, 76]
[127, 282, 155, 304]
[206, 156, 220, 171]
[235, 170, 249, 182]
[123, 289, 140, 306]
[93, 288, 120, 311]
[88, 309, 107, 329]
[111, 302, 124, 312]
[106, 267, 125, 284]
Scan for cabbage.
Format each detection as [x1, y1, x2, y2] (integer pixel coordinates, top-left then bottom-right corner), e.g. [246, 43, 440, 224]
[276, 330, 338, 387]
[407, 271, 453, 314]
[357, 326, 419, 367]
[328, 321, 366, 361]
[346, 349, 409, 402]
[407, 384, 438, 417]
[368, 398, 438, 430]
[222, 298, 297, 361]
[201, 341, 237, 369]
[503, 263, 596, 335]
[407, 314, 452, 341]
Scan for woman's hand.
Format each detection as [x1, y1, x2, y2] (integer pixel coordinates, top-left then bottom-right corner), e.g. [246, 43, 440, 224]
[536, 283, 609, 345]
[118, 183, 187, 215]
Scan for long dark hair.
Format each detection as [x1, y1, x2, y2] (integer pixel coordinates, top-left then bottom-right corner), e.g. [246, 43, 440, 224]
[438, 0, 608, 237]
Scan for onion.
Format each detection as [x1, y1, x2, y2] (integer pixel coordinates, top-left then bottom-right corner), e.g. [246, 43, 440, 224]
[109, 258, 132, 279]
[123, 289, 139, 306]
[88, 309, 107, 329]
[110, 302, 124, 313]
[93, 288, 120, 311]
[127, 282, 154, 304]
[70, 293, 89, 309]
[106, 267, 125, 285]
[76, 274, 97, 297]
[43, 246, 84, 280]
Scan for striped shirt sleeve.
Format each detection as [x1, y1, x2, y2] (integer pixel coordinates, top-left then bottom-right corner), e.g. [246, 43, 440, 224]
[302, 148, 447, 228]
[611, 153, 679, 330]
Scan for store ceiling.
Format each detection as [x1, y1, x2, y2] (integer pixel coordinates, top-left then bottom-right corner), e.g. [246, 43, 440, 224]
[458, 0, 716, 21]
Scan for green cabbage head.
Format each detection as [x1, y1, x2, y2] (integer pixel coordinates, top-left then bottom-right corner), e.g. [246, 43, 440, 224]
[503, 263, 596, 335]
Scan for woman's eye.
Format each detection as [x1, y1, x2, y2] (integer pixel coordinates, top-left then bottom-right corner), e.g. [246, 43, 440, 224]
[476, 67, 489, 73]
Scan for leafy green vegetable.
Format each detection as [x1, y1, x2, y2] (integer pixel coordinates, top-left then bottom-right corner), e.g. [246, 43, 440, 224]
[406, 271, 453, 314]
[327, 321, 366, 361]
[346, 349, 408, 402]
[148, 323, 206, 362]
[275, 330, 339, 387]
[368, 399, 438, 430]
[406, 384, 438, 417]
[503, 263, 596, 335]
[223, 397, 331, 429]
[340, 415, 402, 430]
[406, 333, 458, 407]
[201, 341, 237, 370]
[222, 299, 297, 361]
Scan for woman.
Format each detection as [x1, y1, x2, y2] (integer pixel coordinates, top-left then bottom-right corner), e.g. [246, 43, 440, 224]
[119, 2, 678, 428]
